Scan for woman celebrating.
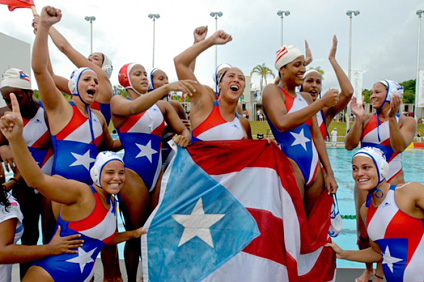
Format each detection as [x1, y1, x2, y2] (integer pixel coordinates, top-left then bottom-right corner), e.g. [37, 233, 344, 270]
[0, 93, 146, 282]
[111, 63, 194, 282]
[344, 79, 416, 281]
[326, 147, 424, 282]
[174, 30, 251, 141]
[262, 44, 338, 214]
[301, 35, 353, 140]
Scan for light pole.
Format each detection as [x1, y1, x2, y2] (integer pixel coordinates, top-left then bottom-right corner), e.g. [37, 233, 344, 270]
[276, 10, 290, 46]
[415, 9, 423, 120]
[210, 11, 223, 70]
[346, 10, 360, 132]
[84, 16, 96, 54]
[148, 13, 160, 68]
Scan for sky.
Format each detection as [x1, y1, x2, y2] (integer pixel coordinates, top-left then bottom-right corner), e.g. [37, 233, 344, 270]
[1, 0, 423, 92]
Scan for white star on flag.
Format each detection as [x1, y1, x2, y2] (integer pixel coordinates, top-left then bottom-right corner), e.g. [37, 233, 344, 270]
[172, 198, 225, 248]
[70, 150, 95, 171]
[290, 128, 310, 151]
[66, 247, 96, 273]
[135, 140, 158, 163]
[382, 245, 403, 273]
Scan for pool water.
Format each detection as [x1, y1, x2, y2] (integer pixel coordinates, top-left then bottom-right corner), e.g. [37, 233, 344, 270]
[329, 148, 424, 268]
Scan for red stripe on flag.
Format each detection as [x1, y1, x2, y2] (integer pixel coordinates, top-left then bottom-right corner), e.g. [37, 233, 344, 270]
[243, 208, 286, 265]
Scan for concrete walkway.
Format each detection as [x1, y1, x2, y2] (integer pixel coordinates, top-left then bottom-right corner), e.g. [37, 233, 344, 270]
[12, 260, 381, 281]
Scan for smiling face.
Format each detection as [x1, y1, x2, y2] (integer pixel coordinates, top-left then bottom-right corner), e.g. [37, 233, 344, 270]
[77, 70, 99, 104]
[88, 52, 104, 68]
[302, 71, 322, 101]
[370, 82, 387, 109]
[129, 64, 149, 94]
[352, 156, 379, 191]
[279, 55, 306, 87]
[152, 69, 169, 89]
[100, 160, 125, 195]
[218, 67, 245, 102]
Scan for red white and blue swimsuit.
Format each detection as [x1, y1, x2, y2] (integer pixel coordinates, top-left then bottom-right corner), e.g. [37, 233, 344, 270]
[192, 100, 244, 142]
[51, 102, 103, 184]
[316, 110, 328, 140]
[361, 114, 402, 182]
[267, 89, 319, 185]
[366, 185, 424, 282]
[117, 102, 165, 192]
[23, 106, 53, 175]
[34, 185, 116, 282]
[91, 101, 111, 126]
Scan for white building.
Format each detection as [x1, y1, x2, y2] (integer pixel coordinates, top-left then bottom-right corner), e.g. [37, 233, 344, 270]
[0, 32, 31, 108]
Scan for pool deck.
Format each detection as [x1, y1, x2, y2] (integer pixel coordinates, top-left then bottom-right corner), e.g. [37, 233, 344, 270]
[12, 260, 372, 282]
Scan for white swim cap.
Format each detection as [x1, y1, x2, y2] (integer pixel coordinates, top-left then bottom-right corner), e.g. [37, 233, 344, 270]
[353, 147, 389, 184]
[275, 45, 303, 71]
[101, 53, 113, 79]
[379, 80, 404, 103]
[68, 67, 94, 96]
[0, 68, 32, 90]
[148, 68, 159, 91]
[303, 69, 322, 79]
[90, 151, 124, 188]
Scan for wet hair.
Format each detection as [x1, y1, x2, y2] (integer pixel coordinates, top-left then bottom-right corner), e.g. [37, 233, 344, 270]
[0, 187, 10, 211]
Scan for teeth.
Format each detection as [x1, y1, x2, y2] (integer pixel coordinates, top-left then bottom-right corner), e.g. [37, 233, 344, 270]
[358, 179, 368, 182]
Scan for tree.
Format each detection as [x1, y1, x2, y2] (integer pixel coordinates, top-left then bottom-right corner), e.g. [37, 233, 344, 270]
[113, 85, 127, 97]
[250, 63, 275, 91]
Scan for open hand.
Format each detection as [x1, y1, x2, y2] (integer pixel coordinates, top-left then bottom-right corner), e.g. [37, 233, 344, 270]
[48, 226, 84, 255]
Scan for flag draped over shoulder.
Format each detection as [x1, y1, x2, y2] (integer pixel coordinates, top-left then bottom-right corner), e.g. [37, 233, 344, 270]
[142, 140, 336, 282]
[0, 0, 34, 11]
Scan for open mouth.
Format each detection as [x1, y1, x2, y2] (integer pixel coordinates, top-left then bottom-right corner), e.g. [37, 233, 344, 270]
[87, 89, 95, 95]
[230, 85, 239, 91]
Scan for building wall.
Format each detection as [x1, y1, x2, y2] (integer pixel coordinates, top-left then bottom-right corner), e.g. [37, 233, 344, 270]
[0, 33, 31, 108]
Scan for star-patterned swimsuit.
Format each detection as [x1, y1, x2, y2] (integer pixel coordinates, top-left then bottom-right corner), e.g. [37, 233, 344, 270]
[33, 185, 116, 282]
[117, 102, 165, 192]
[51, 102, 103, 184]
[366, 184, 424, 282]
[267, 88, 319, 185]
[192, 100, 244, 142]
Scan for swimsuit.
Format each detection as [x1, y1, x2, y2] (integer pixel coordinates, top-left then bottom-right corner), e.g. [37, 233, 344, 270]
[51, 102, 103, 184]
[366, 184, 424, 281]
[117, 103, 165, 192]
[267, 89, 319, 185]
[192, 100, 244, 142]
[361, 114, 402, 181]
[91, 101, 111, 126]
[34, 185, 116, 282]
[23, 107, 53, 175]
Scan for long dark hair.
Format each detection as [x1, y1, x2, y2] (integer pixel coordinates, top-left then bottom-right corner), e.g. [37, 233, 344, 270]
[0, 186, 11, 210]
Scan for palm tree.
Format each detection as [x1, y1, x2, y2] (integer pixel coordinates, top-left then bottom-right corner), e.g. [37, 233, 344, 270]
[250, 63, 275, 91]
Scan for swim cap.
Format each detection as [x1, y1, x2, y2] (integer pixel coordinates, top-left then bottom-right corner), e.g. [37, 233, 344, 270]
[213, 63, 232, 94]
[379, 80, 404, 103]
[0, 68, 31, 90]
[353, 147, 389, 185]
[68, 67, 94, 96]
[90, 151, 124, 188]
[118, 63, 144, 95]
[101, 53, 113, 79]
[275, 45, 303, 71]
[303, 69, 322, 79]
[148, 68, 159, 91]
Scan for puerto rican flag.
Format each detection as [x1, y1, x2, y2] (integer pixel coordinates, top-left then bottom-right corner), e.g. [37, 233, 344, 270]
[0, 0, 34, 11]
[142, 140, 335, 281]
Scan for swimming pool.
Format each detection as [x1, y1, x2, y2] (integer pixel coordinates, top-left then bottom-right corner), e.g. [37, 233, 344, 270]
[329, 148, 424, 268]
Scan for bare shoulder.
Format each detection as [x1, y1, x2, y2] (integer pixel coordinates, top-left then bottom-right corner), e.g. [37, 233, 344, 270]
[299, 92, 313, 104]
[399, 115, 417, 127]
[263, 83, 280, 98]
[91, 108, 107, 126]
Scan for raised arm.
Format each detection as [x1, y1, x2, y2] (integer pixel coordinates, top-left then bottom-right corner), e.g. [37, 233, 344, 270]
[388, 95, 417, 153]
[32, 7, 70, 116]
[263, 85, 339, 132]
[325, 35, 353, 122]
[0, 94, 87, 205]
[189, 26, 208, 71]
[344, 96, 366, 150]
[48, 26, 112, 103]
[174, 30, 232, 109]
